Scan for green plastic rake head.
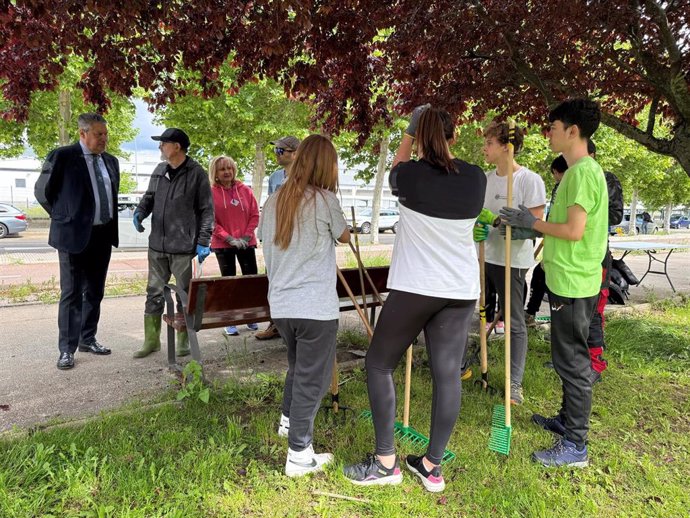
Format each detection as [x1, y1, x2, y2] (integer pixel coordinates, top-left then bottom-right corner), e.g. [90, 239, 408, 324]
[489, 404, 512, 455]
[359, 410, 456, 463]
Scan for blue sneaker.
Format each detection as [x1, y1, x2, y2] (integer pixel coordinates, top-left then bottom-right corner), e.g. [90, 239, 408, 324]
[532, 437, 588, 468]
[224, 326, 239, 336]
[247, 323, 259, 331]
[531, 413, 566, 436]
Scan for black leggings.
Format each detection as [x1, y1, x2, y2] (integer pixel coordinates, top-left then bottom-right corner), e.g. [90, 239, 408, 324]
[365, 290, 475, 465]
[214, 247, 258, 277]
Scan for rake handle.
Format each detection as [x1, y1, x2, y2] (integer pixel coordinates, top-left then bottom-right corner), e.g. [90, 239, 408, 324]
[330, 357, 339, 413]
[336, 267, 374, 340]
[504, 121, 515, 428]
[402, 346, 412, 428]
[351, 207, 368, 314]
[479, 242, 489, 381]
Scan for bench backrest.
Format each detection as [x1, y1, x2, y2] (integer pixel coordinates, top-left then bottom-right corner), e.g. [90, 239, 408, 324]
[185, 266, 389, 329]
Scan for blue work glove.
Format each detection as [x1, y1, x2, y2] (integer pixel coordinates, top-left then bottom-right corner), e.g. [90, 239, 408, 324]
[405, 104, 431, 137]
[499, 204, 538, 229]
[473, 223, 489, 242]
[477, 208, 500, 227]
[133, 212, 145, 233]
[499, 223, 542, 240]
[196, 244, 211, 263]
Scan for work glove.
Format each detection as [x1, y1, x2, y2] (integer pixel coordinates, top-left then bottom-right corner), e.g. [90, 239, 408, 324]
[477, 208, 500, 227]
[405, 104, 431, 137]
[499, 223, 542, 240]
[499, 204, 538, 229]
[133, 212, 145, 233]
[473, 223, 489, 242]
[241, 235, 252, 247]
[196, 244, 211, 263]
[226, 236, 247, 249]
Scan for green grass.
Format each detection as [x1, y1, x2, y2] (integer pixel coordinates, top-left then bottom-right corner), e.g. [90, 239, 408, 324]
[0, 276, 147, 304]
[1, 304, 689, 517]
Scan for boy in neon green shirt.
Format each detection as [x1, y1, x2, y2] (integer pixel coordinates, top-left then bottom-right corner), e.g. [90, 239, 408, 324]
[500, 98, 608, 468]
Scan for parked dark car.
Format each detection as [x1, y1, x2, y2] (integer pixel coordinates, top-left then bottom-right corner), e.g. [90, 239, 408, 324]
[0, 203, 28, 238]
[670, 215, 690, 229]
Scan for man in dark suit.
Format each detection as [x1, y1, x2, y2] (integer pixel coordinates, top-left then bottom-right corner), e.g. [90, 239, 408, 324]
[35, 113, 120, 370]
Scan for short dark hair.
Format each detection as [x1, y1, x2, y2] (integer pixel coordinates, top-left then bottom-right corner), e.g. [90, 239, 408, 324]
[551, 155, 568, 174]
[483, 120, 525, 154]
[548, 98, 601, 139]
[587, 139, 596, 155]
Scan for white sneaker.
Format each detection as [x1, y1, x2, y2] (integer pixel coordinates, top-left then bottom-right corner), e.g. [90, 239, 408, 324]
[285, 445, 333, 477]
[278, 414, 289, 438]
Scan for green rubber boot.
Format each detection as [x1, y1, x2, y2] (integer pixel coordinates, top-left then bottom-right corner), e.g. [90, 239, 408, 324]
[133, 314, 162, 358]
[176, 330, 190, 357]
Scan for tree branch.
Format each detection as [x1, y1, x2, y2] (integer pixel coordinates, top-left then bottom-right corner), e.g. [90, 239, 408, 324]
[647, 96, 659, 136]
[600, 111, 674, 156]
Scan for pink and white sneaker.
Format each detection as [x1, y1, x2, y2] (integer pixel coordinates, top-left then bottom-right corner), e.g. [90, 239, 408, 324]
[405, 455, 445, 492]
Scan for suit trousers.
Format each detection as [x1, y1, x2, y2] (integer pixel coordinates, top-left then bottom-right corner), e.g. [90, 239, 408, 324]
[57, 225, 113, 354]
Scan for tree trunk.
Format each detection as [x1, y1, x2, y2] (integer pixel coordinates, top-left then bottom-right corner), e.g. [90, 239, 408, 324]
[664, 202, 673, 231]
[629, 189, 639, 235]
[252, 141, 266, 206]
[369, 134, 390, 244]
[58, 89, 71, 146]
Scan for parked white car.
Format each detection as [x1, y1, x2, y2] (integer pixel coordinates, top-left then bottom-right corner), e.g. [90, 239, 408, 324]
[349, 208, 399, 234]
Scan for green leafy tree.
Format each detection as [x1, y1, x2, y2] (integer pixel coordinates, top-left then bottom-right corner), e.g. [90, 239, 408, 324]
[156, 73, 310, 201]
[0, 59, 136, 160]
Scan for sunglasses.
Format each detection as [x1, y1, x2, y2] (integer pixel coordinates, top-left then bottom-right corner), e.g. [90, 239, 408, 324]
[274, 147, 294, 156]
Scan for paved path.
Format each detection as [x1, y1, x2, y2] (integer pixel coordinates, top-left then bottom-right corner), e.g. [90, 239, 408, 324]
[1, 231, 688, 433]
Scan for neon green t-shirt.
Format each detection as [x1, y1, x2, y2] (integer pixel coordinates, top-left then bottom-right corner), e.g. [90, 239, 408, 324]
[543, 156, 608, 298]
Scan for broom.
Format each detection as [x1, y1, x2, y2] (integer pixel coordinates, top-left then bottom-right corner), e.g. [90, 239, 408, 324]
[489, 119, 515, 456]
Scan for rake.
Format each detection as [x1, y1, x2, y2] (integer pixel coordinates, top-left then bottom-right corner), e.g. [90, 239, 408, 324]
[489, 119, 515, 456]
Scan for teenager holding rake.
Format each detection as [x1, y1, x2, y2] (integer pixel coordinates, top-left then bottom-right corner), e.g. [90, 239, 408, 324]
[344, 106, 486, 492]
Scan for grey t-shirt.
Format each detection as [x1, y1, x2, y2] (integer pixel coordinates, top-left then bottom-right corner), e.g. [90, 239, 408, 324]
[258, 188, 347, 320]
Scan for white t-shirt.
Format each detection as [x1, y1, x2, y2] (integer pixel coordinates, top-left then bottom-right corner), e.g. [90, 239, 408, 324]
[387, 158, 487, 299]
[483, 166, 546, 269]
[257, 188, 347, 320]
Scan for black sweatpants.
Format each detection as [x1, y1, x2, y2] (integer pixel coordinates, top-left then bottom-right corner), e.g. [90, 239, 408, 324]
[549, 290, 598, 448]
[365, 290, 475, 465]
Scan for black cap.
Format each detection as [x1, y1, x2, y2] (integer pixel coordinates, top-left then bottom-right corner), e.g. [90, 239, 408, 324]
[152, 128, 190, 151]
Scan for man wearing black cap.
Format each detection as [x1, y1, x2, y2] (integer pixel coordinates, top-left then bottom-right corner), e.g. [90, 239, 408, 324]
[256, 135, 301, 340]
[132, 128, 214, 359]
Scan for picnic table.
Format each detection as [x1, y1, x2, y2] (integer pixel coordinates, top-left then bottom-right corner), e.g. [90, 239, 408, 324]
[608, 241, 690, 292]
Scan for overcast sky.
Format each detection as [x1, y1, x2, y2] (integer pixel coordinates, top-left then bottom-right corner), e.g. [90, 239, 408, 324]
[121, 98, 165, 153]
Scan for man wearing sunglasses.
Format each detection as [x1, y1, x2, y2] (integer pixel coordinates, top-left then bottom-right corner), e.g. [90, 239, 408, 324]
[257, 135, 301, 340]
[267, 136, 300, 195]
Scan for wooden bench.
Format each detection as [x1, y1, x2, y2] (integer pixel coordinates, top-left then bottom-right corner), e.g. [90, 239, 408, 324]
[162, 266, 389, 370]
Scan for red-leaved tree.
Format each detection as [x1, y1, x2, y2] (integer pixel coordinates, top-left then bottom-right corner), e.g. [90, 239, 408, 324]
[1, 1, 689, 173]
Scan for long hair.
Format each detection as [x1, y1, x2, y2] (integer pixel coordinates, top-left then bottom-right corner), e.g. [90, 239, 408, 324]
[274, 134, 339, 249]
[208, 155, 237, 185]
[415, 108, 456, 173]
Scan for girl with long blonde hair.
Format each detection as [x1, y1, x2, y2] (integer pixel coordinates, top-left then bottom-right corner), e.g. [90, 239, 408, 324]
[257, 134, 349, 478]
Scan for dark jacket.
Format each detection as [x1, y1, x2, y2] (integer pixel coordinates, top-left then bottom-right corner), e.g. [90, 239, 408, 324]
[135, 157, 214, 254]
[34, 142, 120, 254]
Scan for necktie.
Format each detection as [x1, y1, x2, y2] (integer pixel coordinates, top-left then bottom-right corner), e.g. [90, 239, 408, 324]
[91, 154, 111, 224]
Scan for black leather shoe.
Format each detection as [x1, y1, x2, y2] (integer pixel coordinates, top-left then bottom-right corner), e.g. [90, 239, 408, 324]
[78, 340, 111, 355]
[57, 352, 75, 370]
